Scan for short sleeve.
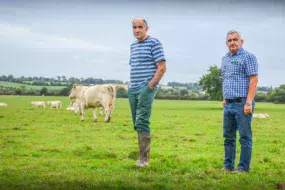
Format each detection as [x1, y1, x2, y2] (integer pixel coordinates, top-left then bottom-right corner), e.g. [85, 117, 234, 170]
[245, 54, 258, 77]
[151, 40, 166, 63]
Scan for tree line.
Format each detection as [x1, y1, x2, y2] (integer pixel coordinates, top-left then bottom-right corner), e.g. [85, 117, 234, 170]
[0, 75, 125, 86]
[1, 72, 283, 103]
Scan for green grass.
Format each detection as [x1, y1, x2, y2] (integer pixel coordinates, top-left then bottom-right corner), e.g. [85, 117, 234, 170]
[0, 96, 284, 189]
[0, 81, 66, 90]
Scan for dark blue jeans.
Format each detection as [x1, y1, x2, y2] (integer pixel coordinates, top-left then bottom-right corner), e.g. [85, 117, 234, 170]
[223, 98, 255, 171]
[128, 84, 157, 133]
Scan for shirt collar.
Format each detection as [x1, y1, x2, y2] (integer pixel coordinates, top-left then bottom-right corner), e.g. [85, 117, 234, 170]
[136, 36, 150, 43]
[227, 47, 244, 57]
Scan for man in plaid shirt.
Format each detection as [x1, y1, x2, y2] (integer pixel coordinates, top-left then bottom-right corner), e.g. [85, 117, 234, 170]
[221, 30, 258, 173]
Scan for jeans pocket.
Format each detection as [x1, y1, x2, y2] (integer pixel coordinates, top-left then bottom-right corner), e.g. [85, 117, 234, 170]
[146, 84, 153, 92]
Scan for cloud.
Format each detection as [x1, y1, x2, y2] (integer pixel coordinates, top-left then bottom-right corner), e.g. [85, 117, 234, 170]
[0, 23, 115, 52]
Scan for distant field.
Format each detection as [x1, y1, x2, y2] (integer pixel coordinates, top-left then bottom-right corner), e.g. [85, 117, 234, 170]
[0, 81, 66, 90]
[0, 96, 284, 189]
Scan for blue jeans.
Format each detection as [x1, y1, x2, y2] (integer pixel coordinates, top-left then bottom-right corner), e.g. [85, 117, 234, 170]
[128, 84, 158, 133]
[223, 98, 255, 171]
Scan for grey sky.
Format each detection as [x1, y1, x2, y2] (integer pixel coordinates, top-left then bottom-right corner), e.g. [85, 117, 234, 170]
[0, 0, 284, 87]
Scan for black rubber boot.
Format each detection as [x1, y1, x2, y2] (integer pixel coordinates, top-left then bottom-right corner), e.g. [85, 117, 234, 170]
[136, 132, 151, 167]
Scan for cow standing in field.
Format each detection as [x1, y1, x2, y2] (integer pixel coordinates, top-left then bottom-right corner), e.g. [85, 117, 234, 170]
[47, 101, 62, 109]
[31, 101, 45, 108]
[68, 84, 116, 122]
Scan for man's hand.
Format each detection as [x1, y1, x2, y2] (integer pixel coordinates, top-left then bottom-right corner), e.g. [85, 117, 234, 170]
[148, 82, 154, 90]
[222, 100, 226, 109]
[244, 104, 253, 115]
[148, 61, 166, 91]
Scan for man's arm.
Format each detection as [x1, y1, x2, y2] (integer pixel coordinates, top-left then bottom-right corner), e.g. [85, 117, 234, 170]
[148, 61, 167, 90]
[244, 75, 258, 115]
[246, 75, 258, 103]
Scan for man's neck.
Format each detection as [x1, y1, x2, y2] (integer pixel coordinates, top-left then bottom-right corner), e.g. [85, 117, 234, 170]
[138, 35, 149, 42]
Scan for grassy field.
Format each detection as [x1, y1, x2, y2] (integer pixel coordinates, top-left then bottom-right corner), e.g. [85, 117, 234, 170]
[0, 96, 284, 189]
[0, 81, 66, 90]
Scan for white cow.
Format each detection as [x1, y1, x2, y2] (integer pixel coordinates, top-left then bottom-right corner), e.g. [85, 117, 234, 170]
[47, 101, 62, 109]
[31, 101, 45, 108]
[68, 84, 116, 122]
[253, 113, 270, 118]
[0, 103, 8, 107]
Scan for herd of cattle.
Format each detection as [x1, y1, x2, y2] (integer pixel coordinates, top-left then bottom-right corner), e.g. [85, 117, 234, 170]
[1, 84, 117, 122]
[1, 84, 270, 121]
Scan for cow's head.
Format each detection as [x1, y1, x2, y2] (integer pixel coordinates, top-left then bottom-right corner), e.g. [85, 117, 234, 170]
[68, 84, 78, 99]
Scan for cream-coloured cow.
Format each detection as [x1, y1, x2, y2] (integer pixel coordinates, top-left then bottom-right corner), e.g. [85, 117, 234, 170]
[0, 103, 8, 107]
[31, 101, 45, 108]
[47, 101, 62, 109]
[68, 84, 116, 122]
[253, 113, 269, 118]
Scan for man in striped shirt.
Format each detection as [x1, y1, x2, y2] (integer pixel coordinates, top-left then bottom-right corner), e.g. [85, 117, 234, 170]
[128, 18, 167, 167]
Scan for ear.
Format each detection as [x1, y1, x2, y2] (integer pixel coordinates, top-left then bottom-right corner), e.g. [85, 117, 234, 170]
[73, 84, 76, 89]
[241, 39, 244, 45]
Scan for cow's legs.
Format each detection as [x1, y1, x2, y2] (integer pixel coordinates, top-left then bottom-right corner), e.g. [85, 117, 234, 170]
[92, 108, 98, 122]
[80, 106, 85, 122]
[103, 103, 111, 122]
[99, 107, 104, 115]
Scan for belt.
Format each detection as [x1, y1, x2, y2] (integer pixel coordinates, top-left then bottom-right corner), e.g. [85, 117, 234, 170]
[225, 97, 243, 103]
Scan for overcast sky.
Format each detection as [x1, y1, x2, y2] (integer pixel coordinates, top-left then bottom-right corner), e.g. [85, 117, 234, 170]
[0, 0, 284, 87]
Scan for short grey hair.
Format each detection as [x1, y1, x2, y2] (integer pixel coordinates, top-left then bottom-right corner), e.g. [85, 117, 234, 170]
[132, 18, 148, 27]
[226, 30, 243, 40]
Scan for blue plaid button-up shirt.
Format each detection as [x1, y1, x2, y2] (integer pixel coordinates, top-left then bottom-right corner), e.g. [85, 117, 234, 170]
[221, 48, 258, 99]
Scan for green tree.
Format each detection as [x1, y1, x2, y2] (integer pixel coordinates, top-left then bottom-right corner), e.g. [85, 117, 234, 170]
[199, 65, 223, 100]
[116, 88, 127, 98]
[15, 87, 22, 95]
[40, 87, 48, 95]
[269, 84, 285, 103]
[58, 87, 70, 96]
[180, 89, 188, 96]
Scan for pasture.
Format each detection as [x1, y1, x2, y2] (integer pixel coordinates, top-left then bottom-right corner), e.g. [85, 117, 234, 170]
[0, 96, 284, 189]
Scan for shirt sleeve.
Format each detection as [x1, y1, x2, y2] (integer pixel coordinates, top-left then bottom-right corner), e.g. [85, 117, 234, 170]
[151, 40, 166, 63]
[129, 46, 132, 65]
[244, 54, 258, 77]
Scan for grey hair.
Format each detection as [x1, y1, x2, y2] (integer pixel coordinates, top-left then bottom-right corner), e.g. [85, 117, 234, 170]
[132, 18, 148, 27]
[226, 30, 243, 40]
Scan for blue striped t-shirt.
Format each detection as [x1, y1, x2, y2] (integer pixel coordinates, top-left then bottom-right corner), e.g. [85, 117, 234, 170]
[129, 36, 166, 90]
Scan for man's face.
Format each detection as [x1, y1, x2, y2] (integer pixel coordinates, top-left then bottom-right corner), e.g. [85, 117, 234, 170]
[133, 19, 148, 41]
[226, 32, 243, 54]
